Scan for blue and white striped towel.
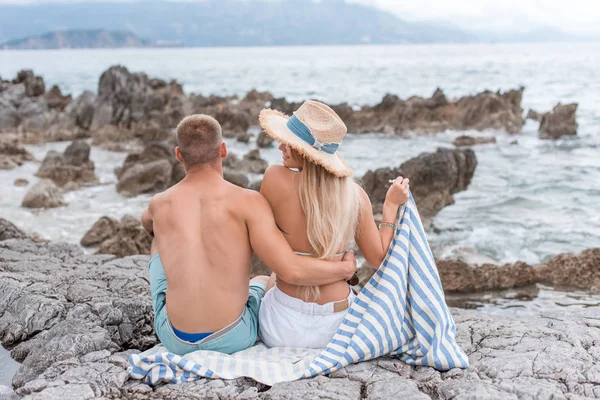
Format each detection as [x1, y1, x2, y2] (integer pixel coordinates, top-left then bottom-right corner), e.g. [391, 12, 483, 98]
[129, 195, 469, 386]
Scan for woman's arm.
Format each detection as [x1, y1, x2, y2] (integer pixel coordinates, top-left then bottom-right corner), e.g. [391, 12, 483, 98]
[355, 177, 409, 269]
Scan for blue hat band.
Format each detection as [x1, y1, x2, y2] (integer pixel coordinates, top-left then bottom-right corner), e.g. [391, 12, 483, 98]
[286, 114, 340, 155]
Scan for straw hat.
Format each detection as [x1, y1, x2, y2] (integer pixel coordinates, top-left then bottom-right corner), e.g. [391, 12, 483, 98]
[258, 100, 353, 177]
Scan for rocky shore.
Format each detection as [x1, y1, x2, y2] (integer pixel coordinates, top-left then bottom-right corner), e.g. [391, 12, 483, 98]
[0, 67, 578, 152]
[1, 226, 599, 399]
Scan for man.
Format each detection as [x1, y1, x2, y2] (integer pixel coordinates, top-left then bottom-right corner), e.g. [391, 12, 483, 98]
[141, 114, 356, 356]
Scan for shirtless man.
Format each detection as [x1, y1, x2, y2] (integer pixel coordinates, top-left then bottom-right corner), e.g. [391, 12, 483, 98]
[141, 115, 356, 356]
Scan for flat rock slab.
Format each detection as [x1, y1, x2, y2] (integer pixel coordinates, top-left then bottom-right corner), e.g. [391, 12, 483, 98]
[1, 239, 599, 399]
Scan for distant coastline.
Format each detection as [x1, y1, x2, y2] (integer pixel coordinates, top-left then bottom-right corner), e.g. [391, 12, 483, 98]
[0, 29, 183, 50]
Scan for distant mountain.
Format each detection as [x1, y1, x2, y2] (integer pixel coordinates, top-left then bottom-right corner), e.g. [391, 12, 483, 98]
[0, 30, 159, 50]
[0, 0, 474, 47]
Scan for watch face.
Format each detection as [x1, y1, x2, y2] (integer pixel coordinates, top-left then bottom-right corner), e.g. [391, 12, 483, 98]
[347, 273, 359, 286]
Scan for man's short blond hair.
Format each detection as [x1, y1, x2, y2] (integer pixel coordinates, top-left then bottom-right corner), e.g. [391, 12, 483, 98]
[176, 114, 222, 167]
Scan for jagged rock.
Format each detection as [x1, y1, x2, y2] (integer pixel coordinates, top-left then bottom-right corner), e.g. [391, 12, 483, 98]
[526, 109, 546, 122]
[92, 124, 135, 145]
[257, 131, 275, 148]
[437, 259, 537, 292]
[1, 240, 600, 398]
[361, 148, 477, 226]
[116, 159, 173, 197]
[0, 140, 34, 170]
[133, 120, 172, 142]
[13, 178, 29, 187]
[535, 248, 600, 290]
[452, 135, 496, 147]
[0, 218, 28, 241]
[92, 65, 186, 129]
[539, 103, 578, 139]
[21, 179, 66, 209]
[43, 85, 72, 111]
[80, 216, 120, 247]
[13, 70, 45, 97]
[345, 88, 524, 134]
[35, 140, 98, 188]
[97, 215, 152, 258]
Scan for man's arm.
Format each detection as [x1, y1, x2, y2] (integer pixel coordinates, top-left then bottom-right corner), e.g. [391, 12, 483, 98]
[141, 200, 154, 237]
[245, 191, 355, 285]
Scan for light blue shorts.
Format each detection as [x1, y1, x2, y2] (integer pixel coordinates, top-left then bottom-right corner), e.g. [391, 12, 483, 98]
[149, 253, 266, 356]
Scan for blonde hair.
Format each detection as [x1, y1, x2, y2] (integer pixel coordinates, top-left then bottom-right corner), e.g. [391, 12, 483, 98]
[294, 151, 361, 302]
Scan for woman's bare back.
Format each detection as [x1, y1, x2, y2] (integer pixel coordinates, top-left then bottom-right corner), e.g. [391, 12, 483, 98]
[260, 165, 351, 304]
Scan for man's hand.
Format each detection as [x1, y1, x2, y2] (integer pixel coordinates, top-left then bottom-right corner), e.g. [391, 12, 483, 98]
[342, 250, 357, 281]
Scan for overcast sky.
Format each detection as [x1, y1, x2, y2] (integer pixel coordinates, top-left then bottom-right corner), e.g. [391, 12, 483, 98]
[0, 0, 598, 36]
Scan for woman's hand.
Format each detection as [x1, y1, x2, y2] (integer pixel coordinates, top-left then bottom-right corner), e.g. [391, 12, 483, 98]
[384, 176, 410, 207]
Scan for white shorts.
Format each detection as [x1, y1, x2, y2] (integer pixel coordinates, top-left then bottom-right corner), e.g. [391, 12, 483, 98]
[258, 285, 355, 349]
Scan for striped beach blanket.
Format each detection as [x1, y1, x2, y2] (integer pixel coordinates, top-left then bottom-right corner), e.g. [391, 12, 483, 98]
[129, 195, 469, 386]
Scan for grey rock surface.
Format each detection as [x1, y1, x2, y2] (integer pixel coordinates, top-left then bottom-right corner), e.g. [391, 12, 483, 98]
[1, 238, 599, 399]
[539, 103, 578, 139]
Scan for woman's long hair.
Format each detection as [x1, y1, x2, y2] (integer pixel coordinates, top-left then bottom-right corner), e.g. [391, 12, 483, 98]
[292, 150, 361, 302]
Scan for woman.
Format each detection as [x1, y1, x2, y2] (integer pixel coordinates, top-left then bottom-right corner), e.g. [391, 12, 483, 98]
[257, 100, 410, 349]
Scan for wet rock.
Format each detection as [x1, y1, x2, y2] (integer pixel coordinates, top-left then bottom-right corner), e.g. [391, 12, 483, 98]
[437, 259, 537, 293]
[535, 248, 600, 290]
[361, 148, 477, 227]
[35, 140, 98, 188]
[452, 135, 496, 147]
[21, 179, 66, 209]
[237, 131, 251, 143]
[215, 108, 250, 138]
[116, 159, 173, 197]
[539, 103, 578, 139]
[13, 178, 29, 187]
[0, 218, 28, 241]
[80, 216, 120, 247]
[97, 215, 152, 258]
[257, 131, 274, 148]
[43, 85, 72, 111]
[526, 109, 546, 122]
[0, 140, 34, 170]
[13, 70, 45, 97]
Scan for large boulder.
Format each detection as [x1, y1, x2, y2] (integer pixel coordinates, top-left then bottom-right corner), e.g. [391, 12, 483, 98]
[80, 216, 120, 247]
[361, 148, 477, 226]
[223, 149, 268, 174]
[91, 65, 187, 130]
[97, 215, 152, 257]
[35, 140, 98, 188]
[116, 159, 173, 197]
[539, 103, 578, 139]
[21, 179, 66, 208]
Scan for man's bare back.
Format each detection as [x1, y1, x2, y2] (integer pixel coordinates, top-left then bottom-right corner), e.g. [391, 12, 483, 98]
[147, 171, 255, 333]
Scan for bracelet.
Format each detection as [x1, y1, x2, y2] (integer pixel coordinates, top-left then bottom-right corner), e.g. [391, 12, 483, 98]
[378, 222, 396, 231]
